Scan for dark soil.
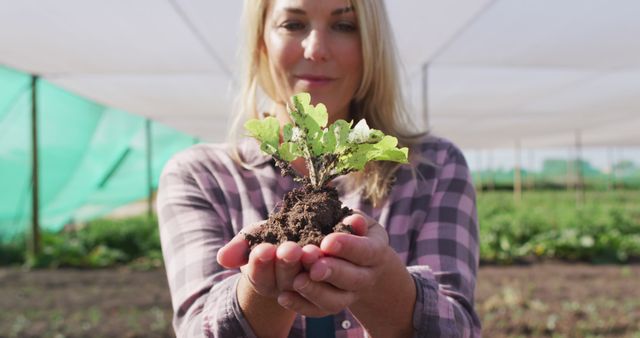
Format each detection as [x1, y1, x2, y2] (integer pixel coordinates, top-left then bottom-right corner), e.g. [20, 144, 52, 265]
[0, 267, 174, 338]
[1, 263, 639, 337]
[245, 185, 353, 248]
[476, 262, 640, 337]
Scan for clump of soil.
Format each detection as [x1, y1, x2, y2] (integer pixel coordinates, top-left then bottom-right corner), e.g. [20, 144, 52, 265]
[245, 184, 353, 248]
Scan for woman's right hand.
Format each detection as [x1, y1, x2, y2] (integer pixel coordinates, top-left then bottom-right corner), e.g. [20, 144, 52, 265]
[217, 225, 322, 335]
[217, 223, 323, 299]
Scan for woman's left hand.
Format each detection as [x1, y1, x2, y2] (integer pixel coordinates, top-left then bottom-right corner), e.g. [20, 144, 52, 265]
[277, 211, 394, 317]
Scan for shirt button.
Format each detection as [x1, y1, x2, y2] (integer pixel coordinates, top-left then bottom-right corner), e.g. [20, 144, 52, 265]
[341, 320, 351, 329]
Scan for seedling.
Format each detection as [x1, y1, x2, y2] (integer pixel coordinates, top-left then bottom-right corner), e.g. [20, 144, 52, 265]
[244, 93, 408, 247]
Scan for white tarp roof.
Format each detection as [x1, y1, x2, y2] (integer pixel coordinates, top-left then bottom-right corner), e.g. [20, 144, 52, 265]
[1, 0, 638, 149]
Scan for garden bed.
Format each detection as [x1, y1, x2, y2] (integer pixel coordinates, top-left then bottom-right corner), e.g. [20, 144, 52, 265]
[1, 262, 638, 337]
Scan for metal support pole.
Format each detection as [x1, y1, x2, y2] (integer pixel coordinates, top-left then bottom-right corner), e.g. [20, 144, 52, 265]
[146, 119, 153, 218]
[607, 147, 614, 191]
[421, 63, 429, 130]
[30, 75, 41, 257]
[527, 149, 535, 190]
[566, 147, 573, 192]
[487, 150, 495, 191]
[476, 151, 483, 193]
[514, 140, 522, 202]
[575, 130, 584, 205]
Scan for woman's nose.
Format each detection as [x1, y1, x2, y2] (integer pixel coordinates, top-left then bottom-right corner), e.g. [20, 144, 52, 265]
[302, 29, 329, 62]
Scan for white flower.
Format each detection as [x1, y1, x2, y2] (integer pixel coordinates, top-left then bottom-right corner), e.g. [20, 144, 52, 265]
[347, 119, 371, 143]
[291, 126, 304, 142]
[347, 119, 382, 144]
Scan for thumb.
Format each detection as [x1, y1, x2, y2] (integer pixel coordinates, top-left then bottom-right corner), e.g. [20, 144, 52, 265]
[217, 234, 249, 268]
[341, 213, 369, 236]
[217, 222, 264, 268]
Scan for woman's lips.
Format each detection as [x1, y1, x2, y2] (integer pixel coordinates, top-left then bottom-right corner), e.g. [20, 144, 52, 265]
[295, 75, 335, 85]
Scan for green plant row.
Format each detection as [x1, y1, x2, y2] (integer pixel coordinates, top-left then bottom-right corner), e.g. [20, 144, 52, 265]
[1, 191, 638, 268]
[0, 216, 162, 269]
[478, 191, 640, 264]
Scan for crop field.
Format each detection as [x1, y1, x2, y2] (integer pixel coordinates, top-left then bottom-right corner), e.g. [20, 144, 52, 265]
[0, 190, 638, 337]
[477, 190, 640, 264]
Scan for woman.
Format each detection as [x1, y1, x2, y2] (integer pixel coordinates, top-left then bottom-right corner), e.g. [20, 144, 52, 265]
[157, 0, 481, 337]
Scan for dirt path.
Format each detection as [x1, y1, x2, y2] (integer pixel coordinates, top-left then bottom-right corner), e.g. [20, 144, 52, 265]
[0, 267, 173, 338]
[1, 263, 639, 337]
[477, 263, 640, 337]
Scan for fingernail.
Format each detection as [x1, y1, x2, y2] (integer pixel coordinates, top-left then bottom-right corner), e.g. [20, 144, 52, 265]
[342, 214, 355, 224]
[328, 241, 342, 254]
[321, 268, 332, 281]
[282, 255, 297, 264]
[294, 278, 310, 291]
[277, 295, 291, 307]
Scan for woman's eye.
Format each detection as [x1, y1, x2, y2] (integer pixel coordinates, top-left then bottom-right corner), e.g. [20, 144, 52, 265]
[334, 22, 357, 32]
[281, 21, 305, 31]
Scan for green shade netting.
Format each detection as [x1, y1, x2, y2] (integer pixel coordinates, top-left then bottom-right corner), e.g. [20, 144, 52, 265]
[0, 66, 195, 241]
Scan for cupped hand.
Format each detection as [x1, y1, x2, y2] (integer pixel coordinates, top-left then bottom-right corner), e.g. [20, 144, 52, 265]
[277, 211, 393, 316]
[216, 222, 324, 299]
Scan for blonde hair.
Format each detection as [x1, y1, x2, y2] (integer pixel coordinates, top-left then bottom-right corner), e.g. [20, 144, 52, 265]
[229, 0, 426, 206]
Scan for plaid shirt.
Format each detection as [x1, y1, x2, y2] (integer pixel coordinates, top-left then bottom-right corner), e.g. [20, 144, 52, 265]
[157, 135, 481, 337]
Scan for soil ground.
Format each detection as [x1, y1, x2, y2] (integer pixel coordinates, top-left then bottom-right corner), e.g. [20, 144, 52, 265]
[1, 262, 639, 337]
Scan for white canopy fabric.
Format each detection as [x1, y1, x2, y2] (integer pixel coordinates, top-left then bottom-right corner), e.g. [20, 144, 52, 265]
[1, 0, 638, 149]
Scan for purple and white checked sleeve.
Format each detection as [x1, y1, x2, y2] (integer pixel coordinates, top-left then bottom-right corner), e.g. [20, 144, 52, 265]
[401, 139, 481, 337]
[156, 147, 256, 338]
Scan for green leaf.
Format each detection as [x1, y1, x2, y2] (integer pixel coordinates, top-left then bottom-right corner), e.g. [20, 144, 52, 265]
[374, 134, 398, 149]
[337, 135, 408, 172]
[321, 128, 337, 154]
[290, 92, 327, 132]
[309, 103, 328, 128]
[290, 93, 312, 128]
[244, 92, 410, 186]
[331, 119, 352, 152]
[278, 142, 303, 162]
[369, 130, 384, 143]
[371, 136, 409, 163]
[308, 129, 324, 157]
[348, 119, 384, 144]
[338, 143, 375, 172]
[244, 117, 280, 151]
[294, 92, 311, 108]
[260, 142, 278, 156]
[375, 147, 409, 162]
[283, 124, 293, 142]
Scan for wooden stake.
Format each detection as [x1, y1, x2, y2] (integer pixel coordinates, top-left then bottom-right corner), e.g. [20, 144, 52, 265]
[30, 75, 41, 257]
[146, 119, 153, 218]
[514, 140, 522, 202]
[575, 130, 585, 206]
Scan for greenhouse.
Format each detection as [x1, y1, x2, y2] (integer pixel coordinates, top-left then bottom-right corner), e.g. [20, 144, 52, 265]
[2, 1, 638, 241]
[0, 66, 196, 240]
[1, 1, 639, 336]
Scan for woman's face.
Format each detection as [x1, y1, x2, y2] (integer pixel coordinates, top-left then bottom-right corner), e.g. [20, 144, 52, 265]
[263, 0, 363, 123]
